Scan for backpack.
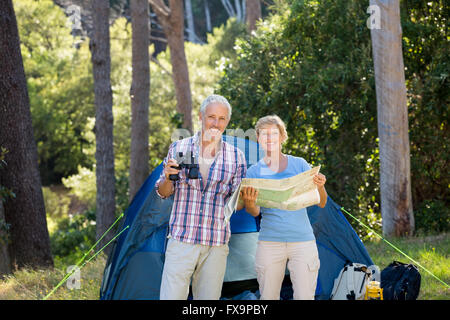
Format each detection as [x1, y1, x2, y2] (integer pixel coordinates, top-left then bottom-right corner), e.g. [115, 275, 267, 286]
[380, 261, 421, 300]
[330, 262, 379, 300]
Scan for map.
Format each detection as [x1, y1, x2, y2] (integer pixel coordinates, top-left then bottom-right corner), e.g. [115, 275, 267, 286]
[224, 166, 321, 224]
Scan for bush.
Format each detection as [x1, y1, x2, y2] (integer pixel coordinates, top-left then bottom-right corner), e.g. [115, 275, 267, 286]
[415, 199, 449, 235]
[49, 211, 96, 265]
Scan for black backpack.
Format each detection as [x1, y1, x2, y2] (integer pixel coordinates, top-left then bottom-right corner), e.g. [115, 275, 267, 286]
[380, 261, 421, 300]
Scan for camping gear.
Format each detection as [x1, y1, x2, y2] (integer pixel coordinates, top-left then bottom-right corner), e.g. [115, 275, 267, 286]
[380, 261, 421, 300]
[330, 262, 372, 300]
[365, 281, 383, 300]
[99, 135, 374, 300]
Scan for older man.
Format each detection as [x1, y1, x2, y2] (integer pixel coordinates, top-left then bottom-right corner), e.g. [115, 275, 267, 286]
[156, 94, 247, 300]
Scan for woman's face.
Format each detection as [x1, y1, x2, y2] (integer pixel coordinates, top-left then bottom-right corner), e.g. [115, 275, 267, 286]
[258, 124, 282, 153]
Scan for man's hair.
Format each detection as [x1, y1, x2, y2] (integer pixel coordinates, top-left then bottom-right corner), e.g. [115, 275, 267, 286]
[200, 94, 232, 118]
[255, 114, 289, 144]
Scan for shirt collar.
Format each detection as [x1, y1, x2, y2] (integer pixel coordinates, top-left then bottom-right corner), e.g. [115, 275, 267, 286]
[194, 130, 224, 157]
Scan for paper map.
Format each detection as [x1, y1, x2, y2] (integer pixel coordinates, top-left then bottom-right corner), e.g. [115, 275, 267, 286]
[224, 166, 321, 224]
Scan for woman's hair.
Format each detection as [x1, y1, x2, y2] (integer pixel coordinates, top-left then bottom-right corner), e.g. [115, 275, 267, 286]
[255, 115, 288, 144]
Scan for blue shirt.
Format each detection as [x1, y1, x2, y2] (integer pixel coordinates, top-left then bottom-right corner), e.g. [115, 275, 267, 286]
[246, 155, 316, 242]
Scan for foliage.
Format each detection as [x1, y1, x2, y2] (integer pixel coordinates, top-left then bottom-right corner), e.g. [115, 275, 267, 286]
[49, 210, 96, 265]
[207, 17, 248, 67]
[42, 186, 71, 234]
[62, 166, 97, 212]
[400, 0, 449, 232]
[62, 16, 223, 215]
[15, 0, 95, 185]
[414, 199, 449, 235]
[217, 0, 449, 238]
[217, 0, 380, 239]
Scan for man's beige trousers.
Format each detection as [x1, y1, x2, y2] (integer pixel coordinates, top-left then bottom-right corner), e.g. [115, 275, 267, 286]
[160, 238, 229, 300]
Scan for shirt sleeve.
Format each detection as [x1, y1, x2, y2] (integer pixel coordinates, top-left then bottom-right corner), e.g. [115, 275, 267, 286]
[299, 157, 312, 172]
[155, 141, 177, 199]
[229, 148, 247, 194]
[245, 164, 258, 179]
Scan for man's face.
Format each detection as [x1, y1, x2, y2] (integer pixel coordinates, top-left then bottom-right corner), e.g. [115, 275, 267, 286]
[199, 102, 230, 141]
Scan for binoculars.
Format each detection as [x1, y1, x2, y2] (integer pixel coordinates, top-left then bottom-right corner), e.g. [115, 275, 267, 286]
[169, 151, 200, 181]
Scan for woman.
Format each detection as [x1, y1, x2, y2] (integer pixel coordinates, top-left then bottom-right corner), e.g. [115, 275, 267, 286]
[238, 115, 327, 300]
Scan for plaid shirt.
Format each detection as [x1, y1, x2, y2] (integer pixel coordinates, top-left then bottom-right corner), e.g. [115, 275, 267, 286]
[155, 131, 247, 246]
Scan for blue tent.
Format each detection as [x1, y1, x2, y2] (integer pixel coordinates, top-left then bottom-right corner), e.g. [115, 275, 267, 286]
[99, 136, 373, 300]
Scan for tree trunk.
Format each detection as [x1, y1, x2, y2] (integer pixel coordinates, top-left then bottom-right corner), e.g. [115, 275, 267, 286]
[204, 0, 211, 33]
[370, 0, 414, 237]
[234, 0, 242, 22]
[90, 0, 116, 251]
[129, 0, 150, 202]
[0, 198, 11, 277]
[150, 0, 193, 133]
[221, 0, 236, 18]
[185, 0, 198, 43]
[246, 0, 261, 32]
[0, 0, 53, 269]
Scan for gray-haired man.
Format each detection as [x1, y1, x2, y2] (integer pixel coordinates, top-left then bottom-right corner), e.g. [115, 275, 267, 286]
[156, 94, 247, 299]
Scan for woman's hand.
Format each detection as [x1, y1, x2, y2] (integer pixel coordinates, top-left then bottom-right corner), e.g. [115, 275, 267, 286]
[313, 173, 326, 189]
[239, 186, 260, 217]
[240, 186, 258, 208]
[313, 173, 327, 208]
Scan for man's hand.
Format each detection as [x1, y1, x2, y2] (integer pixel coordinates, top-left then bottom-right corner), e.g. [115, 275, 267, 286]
[164, 159, 181, 180]
[158, 159, 180, 198]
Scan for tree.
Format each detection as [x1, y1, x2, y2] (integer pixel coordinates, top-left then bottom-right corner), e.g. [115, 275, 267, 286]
[129, 0, 150, 202]
[204, 0, 212, 33]
[0, 169, 11, 276]
[15, 0, 95, 185]
[90, 0, 116, 250]
[220, 0, 246, 22]
[369, 0, 414, 237]
[245, 0, 261, 32]
[0, 0, 53, 269]
[149, 0, 193, 133]
[185, 0, 200, 43]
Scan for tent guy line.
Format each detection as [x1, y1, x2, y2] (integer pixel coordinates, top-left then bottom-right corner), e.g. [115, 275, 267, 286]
[341, 207, 449, 289]
[42, 213, 128, 300]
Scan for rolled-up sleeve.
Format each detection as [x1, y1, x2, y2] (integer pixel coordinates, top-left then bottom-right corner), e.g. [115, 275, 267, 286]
[155, 142, 176, 199]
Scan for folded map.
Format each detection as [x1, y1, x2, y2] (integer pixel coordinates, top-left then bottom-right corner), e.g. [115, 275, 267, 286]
[224, 165, 321, 224]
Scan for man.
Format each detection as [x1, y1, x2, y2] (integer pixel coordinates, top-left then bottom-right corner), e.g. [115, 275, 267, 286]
[156, 94, 247, 300]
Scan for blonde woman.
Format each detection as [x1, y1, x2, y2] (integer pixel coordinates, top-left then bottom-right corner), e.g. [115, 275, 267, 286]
[236, 115, 327, 300]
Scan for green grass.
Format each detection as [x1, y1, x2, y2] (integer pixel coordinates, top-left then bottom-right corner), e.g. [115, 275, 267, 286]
[0, 254, 107, 300]
[364, 233, 450, 300]
[0, 234, 448, 300]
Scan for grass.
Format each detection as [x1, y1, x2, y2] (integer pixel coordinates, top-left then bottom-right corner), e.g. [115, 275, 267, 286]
[0, 234, 448, 300]
[0, 254, 107, 300]
[364, 232, 450, 300]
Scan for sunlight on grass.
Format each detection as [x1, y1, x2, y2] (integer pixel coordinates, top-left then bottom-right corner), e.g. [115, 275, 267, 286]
[364, 233, 449, 300]
[0, 254, 106, 300]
